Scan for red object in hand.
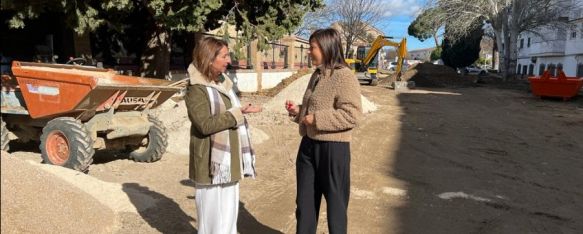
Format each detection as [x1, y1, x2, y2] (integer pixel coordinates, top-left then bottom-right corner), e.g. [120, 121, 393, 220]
[286, 103, 293, 110]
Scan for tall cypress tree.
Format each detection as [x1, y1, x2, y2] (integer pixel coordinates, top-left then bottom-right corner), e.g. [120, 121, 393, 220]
[441, 21, 483, 69]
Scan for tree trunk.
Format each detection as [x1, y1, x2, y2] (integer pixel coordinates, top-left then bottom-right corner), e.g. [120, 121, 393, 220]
[433, 31, 440, 48]
[491, 36, 497, 70]
[501, 22, 511, 80]
[505, 27, 519, 81]
[345, 38, 353, 58]
[502, 3, 522, 81]
[494, 30, 504, 72]
[140, 25, 171, 79]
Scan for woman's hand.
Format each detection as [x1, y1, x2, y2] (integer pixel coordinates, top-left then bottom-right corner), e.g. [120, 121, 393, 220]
[285, 100, 300, 116]
[241, 103, 262, 114]
[302, 114, 314, 125]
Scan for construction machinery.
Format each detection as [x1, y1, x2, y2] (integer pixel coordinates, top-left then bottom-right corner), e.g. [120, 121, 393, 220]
[1, 61, 183, 172]
[346, 35, 407, 86]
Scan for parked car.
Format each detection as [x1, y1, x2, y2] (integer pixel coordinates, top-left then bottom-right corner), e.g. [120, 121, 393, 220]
[386, 61, 398, 71]
[464, 65, 488, 75]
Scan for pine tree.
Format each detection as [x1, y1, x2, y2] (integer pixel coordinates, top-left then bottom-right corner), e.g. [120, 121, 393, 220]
[407, 7, 444, 48]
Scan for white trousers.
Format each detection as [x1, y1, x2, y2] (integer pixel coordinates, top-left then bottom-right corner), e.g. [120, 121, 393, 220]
[195, 182, 239, 234]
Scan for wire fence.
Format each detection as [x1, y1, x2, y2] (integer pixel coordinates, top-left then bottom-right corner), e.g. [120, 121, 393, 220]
[203, 32, 311, 70]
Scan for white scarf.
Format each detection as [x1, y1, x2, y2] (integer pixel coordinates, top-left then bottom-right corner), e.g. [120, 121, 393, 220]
[207, 87, 256, 184]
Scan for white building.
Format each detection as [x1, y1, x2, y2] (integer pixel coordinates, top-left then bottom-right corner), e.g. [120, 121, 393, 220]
[517, 6, 583, 77]
[407, 47, 436, 61]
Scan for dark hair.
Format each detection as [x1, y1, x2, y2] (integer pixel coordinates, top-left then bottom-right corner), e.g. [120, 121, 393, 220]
[192, 37, 229, 81]
[309, 28, 349, 73]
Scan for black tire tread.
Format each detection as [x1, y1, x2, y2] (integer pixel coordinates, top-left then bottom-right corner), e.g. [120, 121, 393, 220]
[129, 115, 168, 163]
[40, 117, 94, 172]
[1, 118, 9, 152]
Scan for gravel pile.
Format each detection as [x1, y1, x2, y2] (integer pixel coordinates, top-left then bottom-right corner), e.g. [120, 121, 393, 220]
[1, 152, 116, 233]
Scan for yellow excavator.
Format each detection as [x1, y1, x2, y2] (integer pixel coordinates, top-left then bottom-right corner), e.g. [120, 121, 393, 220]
[346, 35, 407, 86]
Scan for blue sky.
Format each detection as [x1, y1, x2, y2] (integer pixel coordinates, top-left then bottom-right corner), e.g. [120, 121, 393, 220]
[298, 0, 436, 51]
[376, 0, 435, 50]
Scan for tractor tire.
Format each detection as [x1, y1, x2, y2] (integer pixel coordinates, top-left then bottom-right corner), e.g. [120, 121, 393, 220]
[129, 115, 168, 163]
[1, 117, 9, 152]
[40, 117, 94, 172]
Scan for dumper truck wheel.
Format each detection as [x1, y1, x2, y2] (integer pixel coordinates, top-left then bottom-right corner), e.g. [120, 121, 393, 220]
[1, 117, 9, 152]
[40, 117, 94, 172]
[128, 115, 167, 163]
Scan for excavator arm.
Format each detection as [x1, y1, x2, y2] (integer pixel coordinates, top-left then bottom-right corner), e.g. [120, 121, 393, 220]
[394, 37, 407, 81]
[361, 35, 408, 80]
[345, 35, 408, 85]
[362, 36, 401, 65]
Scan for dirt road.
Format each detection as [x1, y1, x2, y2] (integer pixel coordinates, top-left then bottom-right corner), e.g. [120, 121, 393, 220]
[2, 82, 583, 233]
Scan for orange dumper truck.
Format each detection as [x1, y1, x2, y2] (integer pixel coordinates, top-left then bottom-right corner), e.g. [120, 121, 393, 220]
[1, 61, 183, 172]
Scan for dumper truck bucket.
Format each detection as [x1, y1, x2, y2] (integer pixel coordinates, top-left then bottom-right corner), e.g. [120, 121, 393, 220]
[10, 61, 182, 119]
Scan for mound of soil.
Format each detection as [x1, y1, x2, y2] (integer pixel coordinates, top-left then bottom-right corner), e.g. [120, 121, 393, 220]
[401, 63, 477, 88]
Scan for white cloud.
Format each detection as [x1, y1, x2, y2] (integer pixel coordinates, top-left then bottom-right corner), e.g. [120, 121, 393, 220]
[380, 0, 424, 17]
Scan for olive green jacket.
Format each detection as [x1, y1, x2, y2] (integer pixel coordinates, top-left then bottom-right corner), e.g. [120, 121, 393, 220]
[184, 64, 245, 185]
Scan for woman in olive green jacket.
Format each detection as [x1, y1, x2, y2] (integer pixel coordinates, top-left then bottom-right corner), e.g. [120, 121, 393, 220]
[184, 37, 260, 234]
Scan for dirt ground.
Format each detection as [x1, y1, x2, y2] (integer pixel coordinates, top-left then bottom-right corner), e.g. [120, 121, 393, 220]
[2, 78, 583, 233]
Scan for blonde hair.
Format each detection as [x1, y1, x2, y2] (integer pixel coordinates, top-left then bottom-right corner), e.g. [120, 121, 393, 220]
[192, 37, 229, 81]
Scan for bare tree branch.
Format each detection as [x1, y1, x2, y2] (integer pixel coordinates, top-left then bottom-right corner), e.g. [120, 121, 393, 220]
[295, 0, 386, 57]
[332, 0, 385, 57]
[295, 5, 334, 38]
[433, 0, 581, 79]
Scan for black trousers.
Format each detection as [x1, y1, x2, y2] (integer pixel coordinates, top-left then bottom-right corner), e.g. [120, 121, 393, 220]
[296, 137, 350, 234]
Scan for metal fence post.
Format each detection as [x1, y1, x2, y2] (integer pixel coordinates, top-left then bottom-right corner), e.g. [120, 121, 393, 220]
[300, 44, 304, 69]
[271, 44, 276, 69]
[284, 46, 288, 69]
[246, 43, 253, 69]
